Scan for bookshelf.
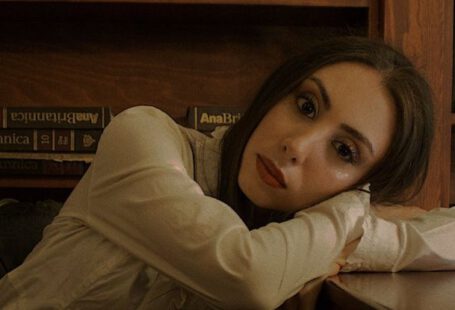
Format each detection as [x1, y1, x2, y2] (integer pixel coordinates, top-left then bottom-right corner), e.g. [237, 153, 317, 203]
[0, 0, 452, 209]
[0, 178, 78, 189]
[0, 0, 370, 6]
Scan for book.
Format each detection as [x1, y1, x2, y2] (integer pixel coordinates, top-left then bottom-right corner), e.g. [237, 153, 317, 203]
[0, 129, 102, 153]
[0, 158, 89, 176]
[186, 106, 245, 132]
[1, 106, 112, 129]
[0, 152, 94, 163]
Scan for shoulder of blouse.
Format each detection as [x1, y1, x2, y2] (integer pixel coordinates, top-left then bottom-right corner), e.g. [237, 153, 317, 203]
[95, 105, 195, 179]
[99, 106, 229, 195]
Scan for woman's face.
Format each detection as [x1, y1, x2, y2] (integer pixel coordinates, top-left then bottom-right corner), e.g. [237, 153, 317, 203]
[238, 62, 396, 212]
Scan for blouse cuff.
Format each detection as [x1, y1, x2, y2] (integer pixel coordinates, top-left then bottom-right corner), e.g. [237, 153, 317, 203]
[341, 215, 400, 272]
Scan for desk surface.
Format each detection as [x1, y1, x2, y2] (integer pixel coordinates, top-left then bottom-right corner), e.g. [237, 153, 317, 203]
[323, 272, 455, 310]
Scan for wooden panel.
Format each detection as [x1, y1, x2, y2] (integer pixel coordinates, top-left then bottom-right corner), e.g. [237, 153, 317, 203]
[383, 0, 453, 209]
[0, 5, 367, 119]
[317, 280, 376, 309]
[452, 126, 455, 205]
[0, 3, 368, 26]
[367, 0, 379, 38]
[0, 186, 73, 202]
[0, 0, 370, 8]
[325, 272, 455, 309]
[0, 26, 354, 120]
[0, 178, 79, 188]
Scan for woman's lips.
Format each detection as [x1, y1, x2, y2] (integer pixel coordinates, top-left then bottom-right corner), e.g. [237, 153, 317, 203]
[256, 154, 287, 189]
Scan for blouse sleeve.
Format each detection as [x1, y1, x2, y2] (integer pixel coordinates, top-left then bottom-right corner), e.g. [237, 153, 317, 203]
[341, 207, 455, 272]
[85, 106, 368, 309]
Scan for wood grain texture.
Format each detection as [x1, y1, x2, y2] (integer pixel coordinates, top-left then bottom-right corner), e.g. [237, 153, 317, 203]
[452, 126, 455, 205]
[0, 24, 355, 120]
[0, 178, 79, 188]
[452, 120, 455, 204]
[0, 4, 366, 120]
[367, 0, 379, 38]
[0, 186, 72, 202]
[0, 0, 370, 8]
[327, 272, 455, 309]
[383, 0, 453, 209]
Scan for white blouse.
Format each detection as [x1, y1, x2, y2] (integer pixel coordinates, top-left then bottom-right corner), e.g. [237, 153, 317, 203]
[0, 106, 454, 310]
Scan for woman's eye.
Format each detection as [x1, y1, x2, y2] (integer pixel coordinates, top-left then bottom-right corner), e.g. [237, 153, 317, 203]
[332, 141, 360, 164]
[296, 93, 318, 119]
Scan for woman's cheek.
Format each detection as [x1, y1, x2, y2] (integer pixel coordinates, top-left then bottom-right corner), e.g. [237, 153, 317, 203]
[334, 169, 351, 181]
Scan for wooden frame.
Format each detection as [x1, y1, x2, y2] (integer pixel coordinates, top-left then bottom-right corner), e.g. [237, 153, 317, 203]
[382, 0, 453, 209]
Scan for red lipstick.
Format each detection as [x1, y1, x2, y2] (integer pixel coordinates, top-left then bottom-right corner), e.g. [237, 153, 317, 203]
[256, 154, 287, 189]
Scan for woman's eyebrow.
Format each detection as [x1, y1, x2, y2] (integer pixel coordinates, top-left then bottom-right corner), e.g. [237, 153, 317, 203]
[340, 123, 375, 156]
[308, 76, 331, 111]
[306, 76, 374, 156]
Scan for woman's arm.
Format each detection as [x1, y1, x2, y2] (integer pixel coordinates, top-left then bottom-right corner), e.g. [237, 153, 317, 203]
[279, 205, 455, 310]
[341, 206, 455, 272]
[84, 106, 368, 309]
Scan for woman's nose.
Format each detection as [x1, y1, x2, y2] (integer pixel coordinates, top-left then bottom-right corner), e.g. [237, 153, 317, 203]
[281, 132, 318, 165]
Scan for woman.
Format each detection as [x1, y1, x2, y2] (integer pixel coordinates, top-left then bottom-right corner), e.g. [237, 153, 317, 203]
[220, 36, 433, 229]
[0, 36, 454, 309]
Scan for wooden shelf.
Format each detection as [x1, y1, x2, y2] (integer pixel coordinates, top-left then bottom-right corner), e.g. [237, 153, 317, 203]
[0, 178, 80, 188]
[0, 2, 368, 118]
[0, 0, 450, 210]
[0, 0, 370, 8]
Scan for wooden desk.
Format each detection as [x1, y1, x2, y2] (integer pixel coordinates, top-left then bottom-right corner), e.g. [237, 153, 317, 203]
[320, 272, 455, 309]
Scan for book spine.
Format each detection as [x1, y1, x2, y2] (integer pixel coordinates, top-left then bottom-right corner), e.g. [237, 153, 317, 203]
[1, 107, 112, 129]
[0, 129, 102, 153]
[0, 159, 89, 176]
[187, 106, 244, 132]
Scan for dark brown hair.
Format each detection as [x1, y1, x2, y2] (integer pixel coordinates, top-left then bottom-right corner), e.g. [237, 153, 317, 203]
[218, 36, 434, 229]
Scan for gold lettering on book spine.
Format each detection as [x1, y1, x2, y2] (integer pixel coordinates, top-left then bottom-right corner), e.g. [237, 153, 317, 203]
[200, 113, 224, 124]
[0, 133, 30, 145]
[200, 112, 209, 124]
[200, 112, 242, 124]
[10, 112, 100, 125]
